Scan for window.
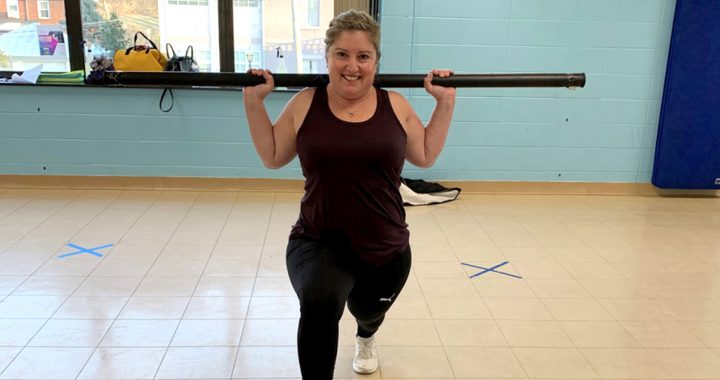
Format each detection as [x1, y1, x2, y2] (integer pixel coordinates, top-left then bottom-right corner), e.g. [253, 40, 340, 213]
[234, 0, 333, 73]
[234, 0, 259, 7]
[6, 0, 19, 19]
[0, 0, 376, 76]
[0, 1, 67, 71]
[168, 0, 209, 5]
[81, 0, 215, 70]
[38, 0, 51, 19]
[307, 0, 320, 27]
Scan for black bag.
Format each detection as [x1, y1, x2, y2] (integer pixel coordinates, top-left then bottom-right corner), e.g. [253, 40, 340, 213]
[165, 43, 199, 72]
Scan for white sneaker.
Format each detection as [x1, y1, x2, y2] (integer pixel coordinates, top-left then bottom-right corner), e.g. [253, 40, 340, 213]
[353, 335, 378, 374]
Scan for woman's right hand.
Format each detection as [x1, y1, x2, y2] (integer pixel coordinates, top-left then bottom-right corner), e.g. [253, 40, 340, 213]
[243, 69, 275, 101]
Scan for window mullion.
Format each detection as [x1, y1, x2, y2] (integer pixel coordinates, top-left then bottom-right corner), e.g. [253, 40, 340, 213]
[64, 0, 84, 72]
[218, 0, 235, 72]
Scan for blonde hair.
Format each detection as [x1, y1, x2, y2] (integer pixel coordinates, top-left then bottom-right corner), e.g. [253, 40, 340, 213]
[324, 9, 381, 59]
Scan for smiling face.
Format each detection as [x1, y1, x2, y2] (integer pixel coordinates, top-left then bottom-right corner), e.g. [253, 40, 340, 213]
[325, 30, 378, 99]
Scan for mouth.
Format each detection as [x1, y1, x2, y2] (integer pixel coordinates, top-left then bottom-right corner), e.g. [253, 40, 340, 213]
[342, 74, 361, 81]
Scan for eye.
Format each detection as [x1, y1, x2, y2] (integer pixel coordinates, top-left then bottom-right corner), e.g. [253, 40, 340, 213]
[335, 51, 347, 58]
[359, 54, 371, 61]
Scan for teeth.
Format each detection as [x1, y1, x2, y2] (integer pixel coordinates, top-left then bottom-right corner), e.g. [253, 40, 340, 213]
[343, 75, 360, 81]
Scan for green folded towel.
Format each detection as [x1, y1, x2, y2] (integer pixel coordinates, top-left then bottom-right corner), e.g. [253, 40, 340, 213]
[36, 70, 85, 84]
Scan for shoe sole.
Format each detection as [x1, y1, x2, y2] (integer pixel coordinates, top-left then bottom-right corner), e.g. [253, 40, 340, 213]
[353, 363, 378, 374]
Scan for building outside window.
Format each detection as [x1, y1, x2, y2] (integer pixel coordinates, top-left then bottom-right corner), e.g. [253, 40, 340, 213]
[38, 0, 51, 19]
[307, 0, 319, 27]
[6, 0, 20, 19]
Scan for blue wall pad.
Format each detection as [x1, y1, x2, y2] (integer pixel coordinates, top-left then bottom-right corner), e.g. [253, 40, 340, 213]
[652, 0, 720, 189]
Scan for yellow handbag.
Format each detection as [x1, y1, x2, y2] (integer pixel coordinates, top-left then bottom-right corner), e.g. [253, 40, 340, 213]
[114, 32, 168, 72]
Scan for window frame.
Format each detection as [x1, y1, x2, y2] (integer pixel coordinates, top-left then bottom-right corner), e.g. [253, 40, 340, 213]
[6, 0, 20, 19]
[37, 0, 51, 19]
[4, 0, 380, 84]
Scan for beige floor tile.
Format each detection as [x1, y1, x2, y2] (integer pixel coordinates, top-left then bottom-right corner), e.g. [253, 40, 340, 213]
[0, 258, 46, 276]
[184, 296, 250, 319]
[72, 276, 142, 297]
[118, 296, 189, 319]
[3, 189, 720, 380]
[511, 261, 574, 280]
[580, 348, 671, 379]
[561, 261, 625, 280]
[445, 347, 527, 378]
[411, 244, 459, 263]
[547, 248, 604, 263]
[0, 347, 94, 379]
[541, 298, 614, 321]
[496, 247, 556, 263]
[252, 276, 295, 296]
[512, 347, 598, 379]
[425, 296, 492, 319]
[377, 346, 454, 378]
[194, 276, 255, 297]
[35, 255, 102, 277]
[91, 258, 155, 277]
[660, 298, 720, 321]
[28, 319, 113, 347]
[598, 298, 675, 321]
[232, 346, 301, 378]
[497, 320, 574, 347]
[159, 243, 215, 260]
[239, 319, 295, 346]
[385, 295, 432, 319]
[210, 244, 264, 260]
[78, 347, 165, 379]
[684, 322, 720, 347]
[246, 296, 300, 319]
[147, 258, 206, 277]
[157, 346, 238, 379]
[134, 276, 199, 296]
[100, 319, 179, 347]
[0, 295, 66, 318]
[484, 298, 553, 320]
[413, 262, 468, 279]
[525, 278, 591, 298]
[648, 348, 720, 379]
[10, 276, 83, 296]
[105, 243, 165, 260]
[434, 319, 507, 347]
[472, 278, 536, 298]
[621, 321, 706, 348]
[0, 347, 21, 374]
[559, 321, 641, 348]
[0, 319, 46, 346]
[0, 276, 25, 296]
[203, 258, 261, 277]
[418, 278, 479, 297]
[374, 319, 441, 346]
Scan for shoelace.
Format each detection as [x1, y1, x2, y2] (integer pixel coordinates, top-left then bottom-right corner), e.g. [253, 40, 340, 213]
[357, 339, 375, 358]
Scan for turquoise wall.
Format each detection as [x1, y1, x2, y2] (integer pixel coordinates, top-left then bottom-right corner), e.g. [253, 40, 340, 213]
[0, 0, 676, 182]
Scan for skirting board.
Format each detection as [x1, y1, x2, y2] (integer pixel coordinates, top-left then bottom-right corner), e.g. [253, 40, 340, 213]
[2, 175, 717, 196]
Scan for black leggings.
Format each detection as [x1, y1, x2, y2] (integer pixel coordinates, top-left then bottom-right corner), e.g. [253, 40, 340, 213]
[286, 237, 412, 380]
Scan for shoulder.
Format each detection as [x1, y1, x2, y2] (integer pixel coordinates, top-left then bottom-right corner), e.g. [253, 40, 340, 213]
[386, 90, 412, 122]
[286, 87, 317, 131]
[289, 87, 316, 106]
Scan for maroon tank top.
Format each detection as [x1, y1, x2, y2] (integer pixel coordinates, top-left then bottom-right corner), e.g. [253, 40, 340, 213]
[290, 85, 409, 266]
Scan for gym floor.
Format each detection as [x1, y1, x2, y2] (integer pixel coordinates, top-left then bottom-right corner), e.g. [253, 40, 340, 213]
[1, 188, 719, 379]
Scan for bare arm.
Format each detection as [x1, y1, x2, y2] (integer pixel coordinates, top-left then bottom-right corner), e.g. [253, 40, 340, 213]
[394, 69, 456, 168]
[242, 69, 310, 169]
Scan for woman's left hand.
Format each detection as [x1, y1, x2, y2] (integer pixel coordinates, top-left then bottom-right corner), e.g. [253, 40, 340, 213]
[424, 69, 456, 102]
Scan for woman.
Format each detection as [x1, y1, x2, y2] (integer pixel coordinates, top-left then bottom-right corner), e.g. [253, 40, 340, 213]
[243, 9, 455, 379]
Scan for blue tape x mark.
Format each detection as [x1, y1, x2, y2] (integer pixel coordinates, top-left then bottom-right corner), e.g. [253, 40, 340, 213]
[462, 261, 522, 279]
[58, 243, 113, 258]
